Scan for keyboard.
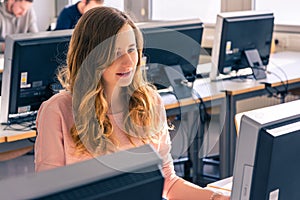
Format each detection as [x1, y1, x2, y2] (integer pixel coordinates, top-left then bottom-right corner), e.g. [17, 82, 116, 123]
[6, 111, 37, 125]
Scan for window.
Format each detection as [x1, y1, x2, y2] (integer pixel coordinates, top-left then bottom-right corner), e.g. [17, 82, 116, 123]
[152, 0, 221, 23]
[71, 0, 124, 10]
[254, 0, 300, 25]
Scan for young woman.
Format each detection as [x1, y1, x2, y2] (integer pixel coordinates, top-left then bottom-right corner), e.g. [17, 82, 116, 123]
[34, 6, 229, 200]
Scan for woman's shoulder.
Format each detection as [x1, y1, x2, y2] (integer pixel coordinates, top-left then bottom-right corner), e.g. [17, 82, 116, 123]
[40, 91, 72, 112]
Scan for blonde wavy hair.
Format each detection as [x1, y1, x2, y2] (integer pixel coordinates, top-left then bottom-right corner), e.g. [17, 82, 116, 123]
[58, 7, 164, 155]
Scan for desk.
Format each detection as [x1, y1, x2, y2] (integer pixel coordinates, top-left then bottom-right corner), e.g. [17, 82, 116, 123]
[221, 51, 300, 177]
[0, 124, 36, 161]
[0, 134, 5, 143]
[0, 96, 37, 161]
[0, 126, 36, 143]
[220, 79, 266, 177]
[161, 78, 226, 183]
[264, 57, 300, 91]
[206, 176, 232, 196]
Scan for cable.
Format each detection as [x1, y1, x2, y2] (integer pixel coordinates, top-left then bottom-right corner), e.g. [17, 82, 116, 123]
[27, 137, 36, 144]
[190, 85, 211, 124]
[268, 60, 289, 93]
[3, 123, 34, 131]
[261, 60, 289, 102]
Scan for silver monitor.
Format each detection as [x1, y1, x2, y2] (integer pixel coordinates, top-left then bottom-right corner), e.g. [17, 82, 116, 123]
[231, 100, 300, 199]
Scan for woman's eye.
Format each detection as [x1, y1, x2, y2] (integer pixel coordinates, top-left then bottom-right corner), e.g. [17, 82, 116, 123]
[128, 47, 136, 53]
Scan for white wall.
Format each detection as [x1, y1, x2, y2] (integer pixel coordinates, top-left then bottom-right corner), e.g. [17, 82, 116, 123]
[104, 0, 124, 10]
[152, 0, 220, 24]
[33, 0, 124, 32]
[32, 1, 56, 31]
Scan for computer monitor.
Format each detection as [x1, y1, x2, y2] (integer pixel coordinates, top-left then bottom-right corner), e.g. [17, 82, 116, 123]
[231, 100, 300, 200]
[0, 30, 72, 124]
[0, 144, 164, 200]
[138, 19, 203, 90]
[210, 11, 274, 81]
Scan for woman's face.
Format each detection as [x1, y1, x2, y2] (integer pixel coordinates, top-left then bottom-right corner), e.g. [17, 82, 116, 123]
[102, 24, 138, 90]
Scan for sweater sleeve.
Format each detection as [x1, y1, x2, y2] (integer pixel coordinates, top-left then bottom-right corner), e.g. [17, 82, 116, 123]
[28, 8, 38, 33]
[159, 127, 181, 198]
[152, 94, 180, 198]
[34, 101, 66, 172]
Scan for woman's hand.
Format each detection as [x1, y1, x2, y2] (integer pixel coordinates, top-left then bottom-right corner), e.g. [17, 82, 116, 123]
[210, 192, 230, 200]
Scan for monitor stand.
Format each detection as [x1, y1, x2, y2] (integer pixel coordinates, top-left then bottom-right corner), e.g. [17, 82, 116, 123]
[244, 49, 266, 80]
[145, 63, 193, 99]
[164, 65, 193, 99]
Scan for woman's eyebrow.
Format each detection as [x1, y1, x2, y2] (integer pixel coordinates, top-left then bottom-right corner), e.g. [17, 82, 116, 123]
[116, 43, 136, 50]
[129, 43, 137, 47]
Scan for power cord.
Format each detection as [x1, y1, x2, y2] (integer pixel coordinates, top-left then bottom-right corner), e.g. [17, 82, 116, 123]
[260, 61, 289, 102]
[2, 112, 37, 131]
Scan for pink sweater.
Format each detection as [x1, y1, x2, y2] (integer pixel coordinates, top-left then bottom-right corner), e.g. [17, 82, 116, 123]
[34, 91, 179, 197]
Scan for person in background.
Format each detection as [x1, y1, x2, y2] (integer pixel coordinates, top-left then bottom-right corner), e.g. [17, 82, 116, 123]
[34, 6, 230, 200]
[0, 0, 38, 53]
[54, 0, 104, 30]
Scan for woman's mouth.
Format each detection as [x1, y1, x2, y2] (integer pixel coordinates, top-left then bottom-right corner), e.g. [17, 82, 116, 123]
[116, 71, 131, 77]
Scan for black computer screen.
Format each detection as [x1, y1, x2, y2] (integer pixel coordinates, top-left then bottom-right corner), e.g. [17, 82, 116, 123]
[231, 100, 300, 199]
[139, 19, 203, 88]
[0, 30, 72, 124]
[250, 121, 300, 199]
[210, 11, 274, 80]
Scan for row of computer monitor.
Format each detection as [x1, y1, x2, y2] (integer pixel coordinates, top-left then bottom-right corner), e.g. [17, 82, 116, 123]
[0, 10, 274, 125]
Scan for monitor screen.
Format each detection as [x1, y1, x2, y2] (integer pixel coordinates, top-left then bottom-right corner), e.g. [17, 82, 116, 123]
[0, 30, 72, 124]
[210, 11, 274, 81]
[231, 100, 300, 200]
[138, 19, 203, 89]
[0, 144, 164, 200]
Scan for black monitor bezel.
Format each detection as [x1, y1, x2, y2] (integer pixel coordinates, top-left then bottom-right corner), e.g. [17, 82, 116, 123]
[0, 30, 72, 124]
[139, 19, 203, 82]
[211, 11, 274, 80]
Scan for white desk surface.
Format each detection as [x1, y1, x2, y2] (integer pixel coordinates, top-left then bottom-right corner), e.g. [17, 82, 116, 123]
[207, 51, 300, 96]
[206, 176, 232, 196]
[160, 77, 225, 110]
[0, 97, 36, 143]
[262, 51, 300, 85]
[0, 125, 36, 143]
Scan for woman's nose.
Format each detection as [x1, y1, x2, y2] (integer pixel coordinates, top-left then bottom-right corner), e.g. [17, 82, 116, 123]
[120, 53, 134, 66]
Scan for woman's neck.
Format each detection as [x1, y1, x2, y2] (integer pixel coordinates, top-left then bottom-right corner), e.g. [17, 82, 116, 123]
[105, 87, 125, 114]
